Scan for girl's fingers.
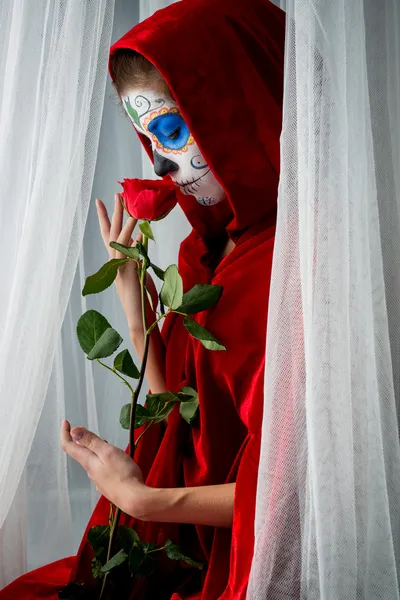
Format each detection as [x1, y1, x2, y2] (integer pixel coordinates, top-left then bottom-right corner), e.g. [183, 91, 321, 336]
[60, 420, 95, 472]
[129, 231, 143, 248]
[96, 199, 111, 250]
[115, 216, 138, 258]
[109, 193, 124, 245]
[97, 194, 139, 259]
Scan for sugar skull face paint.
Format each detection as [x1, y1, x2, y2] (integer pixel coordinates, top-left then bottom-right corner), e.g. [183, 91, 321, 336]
[122, 90, 225, 206]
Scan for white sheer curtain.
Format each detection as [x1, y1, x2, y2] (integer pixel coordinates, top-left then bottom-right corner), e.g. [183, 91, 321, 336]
[0, 0, 115, 586]
[250, 1, 400, 598]
[0, 0, 185, 586]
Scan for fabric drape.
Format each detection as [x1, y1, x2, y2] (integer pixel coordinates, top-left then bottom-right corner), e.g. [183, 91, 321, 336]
[249, 1, 400, 598]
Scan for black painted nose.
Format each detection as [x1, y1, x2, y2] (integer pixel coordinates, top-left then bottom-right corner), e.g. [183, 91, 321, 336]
[153, 150, 179, 177]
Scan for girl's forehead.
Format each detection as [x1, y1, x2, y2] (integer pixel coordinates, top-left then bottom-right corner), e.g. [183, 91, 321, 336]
[124, 88, 178, 112]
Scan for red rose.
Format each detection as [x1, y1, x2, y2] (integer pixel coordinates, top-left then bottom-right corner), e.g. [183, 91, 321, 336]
[119, 178, 178, 221]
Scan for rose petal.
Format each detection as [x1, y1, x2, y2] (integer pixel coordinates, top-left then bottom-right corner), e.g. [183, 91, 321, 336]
[119, 178, 178, 221]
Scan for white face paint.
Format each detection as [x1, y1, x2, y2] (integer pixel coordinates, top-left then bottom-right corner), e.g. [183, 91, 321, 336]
[122, 89, 225, 206]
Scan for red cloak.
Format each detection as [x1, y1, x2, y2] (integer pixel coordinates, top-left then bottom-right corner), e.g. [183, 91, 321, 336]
[0, 0, 285, 598]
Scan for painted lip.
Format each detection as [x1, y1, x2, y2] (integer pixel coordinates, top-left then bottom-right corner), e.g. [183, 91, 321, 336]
[175, 169, 211, 195]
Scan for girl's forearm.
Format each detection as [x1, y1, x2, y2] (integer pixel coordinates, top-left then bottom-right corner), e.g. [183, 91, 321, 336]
[130, 483, 235, 528]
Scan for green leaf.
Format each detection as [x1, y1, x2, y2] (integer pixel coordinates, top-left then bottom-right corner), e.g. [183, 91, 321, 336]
[128, 546, 155, 577]
[159, 294, 165, 315]
[76, 311, 123, 360]
[180, 400, 199, 425]
[77, 310, 111, 356]
[179, 388, 199, 425]
[121, 403, 150, 429]
[150, 262, 165, 281]
[164, 540, 203, 570]
[129, 546, 146, 575]
[82, 258, 129, 296]
[101, 549, 128, 573]
[120, 403, 131, 429]
[87, 327, 123, 360]
[135, 242, 150, 266]
[178, 284, 223, 315]
[152, 404, 175, 423]
[109, 241, 140, 260]
[183, 317, 226, 351]
[160, 265, 183, 309]
[179, 390, 198, 406]
[141, 542, 159, 552]
[134, 404, 149, 428]
[88, 526, 110, 557]
[117, 526, 140, 553]
[146, 392, 180, 411]
[145, 393, 178, 424]
[114, 349, 140, 379]
[123, 97, 143, 131]
[176, 393, 196, 403]
[179, 386, 198, 399]
[136, 555, 156, 578]
[128, 545, 145, 574]
[91, 557, 104, 580]
[139, 220, 155, 241]
[146, 401, 175, 424]
[146, 392, 179, 415]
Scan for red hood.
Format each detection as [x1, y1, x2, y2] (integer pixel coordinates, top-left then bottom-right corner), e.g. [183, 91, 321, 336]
[109, 0, 285, 240]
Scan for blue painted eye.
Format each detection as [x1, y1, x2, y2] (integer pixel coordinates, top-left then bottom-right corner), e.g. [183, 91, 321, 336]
[148, 113, 190, 150]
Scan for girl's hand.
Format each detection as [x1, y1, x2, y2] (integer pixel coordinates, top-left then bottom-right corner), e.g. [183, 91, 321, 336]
[60, 420, 149, 517]
[96, 193, 167, 394]
[96, 194, 158, 340]
[61, 420, 235, 527]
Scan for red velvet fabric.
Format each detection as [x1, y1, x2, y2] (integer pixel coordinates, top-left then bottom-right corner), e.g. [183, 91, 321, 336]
[111, 0, 285, 241]
[0, 0, 284, 598]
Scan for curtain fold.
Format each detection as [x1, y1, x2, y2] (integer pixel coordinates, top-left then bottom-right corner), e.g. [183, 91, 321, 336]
[0, 0, 115, 585]
[249, 1, 400, 598]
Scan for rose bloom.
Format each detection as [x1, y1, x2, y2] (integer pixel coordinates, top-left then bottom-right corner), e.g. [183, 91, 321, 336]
[119, 178, 178, 221]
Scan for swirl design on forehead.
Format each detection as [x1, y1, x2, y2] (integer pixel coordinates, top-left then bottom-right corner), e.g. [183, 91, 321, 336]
[123, 95, 166, 132]
[144, 107, 195, 155]
[134, 95, 165, 118]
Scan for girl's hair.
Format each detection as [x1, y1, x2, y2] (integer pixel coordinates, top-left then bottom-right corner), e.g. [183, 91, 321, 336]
[110, 49, 172, 98]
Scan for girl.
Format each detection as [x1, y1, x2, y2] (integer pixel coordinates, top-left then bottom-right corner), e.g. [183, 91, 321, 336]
[0, 0, 285, 598]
